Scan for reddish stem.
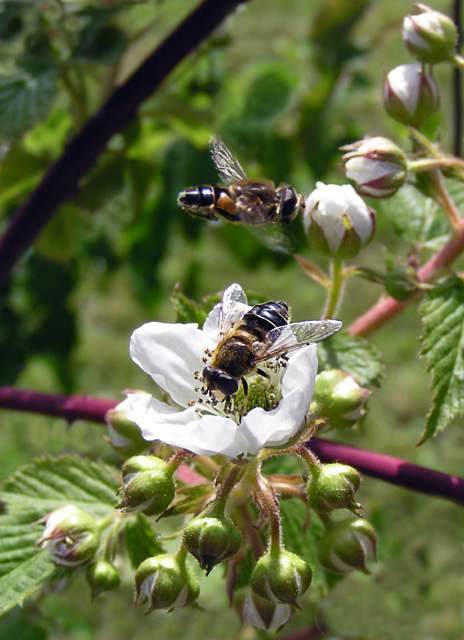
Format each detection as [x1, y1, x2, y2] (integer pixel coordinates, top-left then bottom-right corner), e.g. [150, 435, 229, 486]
[0, 0, 248, 289]
[348, 217, 464, 336]
[1, 386, 464, 506]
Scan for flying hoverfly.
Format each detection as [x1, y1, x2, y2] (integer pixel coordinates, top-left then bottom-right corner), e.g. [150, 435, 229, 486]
[201, 283, 342, 400]
[178, 136, 305, 226]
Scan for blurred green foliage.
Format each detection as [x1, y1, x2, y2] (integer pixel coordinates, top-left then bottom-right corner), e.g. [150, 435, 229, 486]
[0, 0, 463, 639]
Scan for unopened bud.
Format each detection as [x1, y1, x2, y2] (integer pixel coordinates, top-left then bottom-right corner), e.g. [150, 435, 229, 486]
[134, 553, 199, 611]
[342, 137, 408, 198]
[384, 63, 440, 128]
[304, 183, 375, 259]
[117, 455, 175, 516]
[183, 509, 242, 574]
[385, 264, 420, 301]
[250, 549, 312, 606]
[403, 4, 457, 64]
[105, 397, 150, 458]
[310, 369, 370, 429]
[318, 518, 377, 575]
[36, 505, 100, 568]
[86, 559, 121, 598]
[234, 587, 293, 631]
[307, 463, 361, 513]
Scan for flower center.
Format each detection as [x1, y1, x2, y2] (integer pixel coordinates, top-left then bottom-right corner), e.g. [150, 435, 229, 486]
[190, 358, 286, 423]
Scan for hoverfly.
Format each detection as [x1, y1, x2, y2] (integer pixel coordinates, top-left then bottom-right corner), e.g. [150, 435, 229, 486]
[201, 283, 342, 400]
[178, 136, 305, 226]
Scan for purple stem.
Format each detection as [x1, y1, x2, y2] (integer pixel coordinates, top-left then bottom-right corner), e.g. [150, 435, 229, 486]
[1, 386, 464, 506]
[0, 0, 248, 289]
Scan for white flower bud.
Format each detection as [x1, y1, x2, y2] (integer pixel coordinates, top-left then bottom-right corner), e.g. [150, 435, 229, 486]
[384, 63, 440, 127]
[304, 183, 375, 259]
[342, 137, 408, 198]
[403, 4, 457, 64]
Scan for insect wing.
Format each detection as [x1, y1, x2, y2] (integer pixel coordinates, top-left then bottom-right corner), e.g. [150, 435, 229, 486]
[209, 135, 248, 185]
[254, 319, 342, 362]
[218, 283, 249, 341]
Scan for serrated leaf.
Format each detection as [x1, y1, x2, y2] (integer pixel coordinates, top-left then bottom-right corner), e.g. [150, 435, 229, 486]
[378, 184, 449, 250]
[0, 456, 119, 613]
[0, 70, 56, 141]
[317, 332, 384, 387]
[170, 285, 210, 326]
[419, 276, 464, 443]
[123, 514, 164, 569]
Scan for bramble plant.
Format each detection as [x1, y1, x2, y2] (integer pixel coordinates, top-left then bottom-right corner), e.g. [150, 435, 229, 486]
[2, 2, 464, 639]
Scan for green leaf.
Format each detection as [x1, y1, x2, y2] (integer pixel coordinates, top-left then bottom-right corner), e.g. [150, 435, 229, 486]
[123, 514, 164, 569]
[317, 332, 384, 387]
[170, 285, 211, 326]
[0, 70, 56, 141]
[378, 184, 449, 251]
[243, 70, 297, 122]
[419, 276, 464, 443]
[0, 456, 118, 613]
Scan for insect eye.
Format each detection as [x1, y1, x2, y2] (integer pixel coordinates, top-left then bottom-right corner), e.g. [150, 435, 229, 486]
[277, 187, 299, 224]
[217, 374, 239, 397]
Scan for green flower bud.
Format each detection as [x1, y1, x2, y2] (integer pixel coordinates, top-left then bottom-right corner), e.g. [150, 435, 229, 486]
[384, 63, 439, 128]
[318, 518, 377, 575]
[234, 587, 293, 631]
[183, 508, 242, 574]
[250, 549, 312, 606]
[86, 559, 121, 598]
[342, 137, 408, 199]
[117, 455, 175, 516]
[310, 369, 370, 430]
[105, 397, 150, 458]
[304, 183, 375, 259]
[307, 463, 361, 513]
[385, 264, 420, 301]
[134, 553, 200, 612]
[403, 4, 457, 64]
[36, 505, 100, 568]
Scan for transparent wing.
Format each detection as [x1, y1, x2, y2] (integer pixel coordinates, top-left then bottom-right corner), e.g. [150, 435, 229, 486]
[218, 283, 249, 341]
[209, 135, 248, 185]
[254, 319, 342, 362]
[248, 223, 293, 254]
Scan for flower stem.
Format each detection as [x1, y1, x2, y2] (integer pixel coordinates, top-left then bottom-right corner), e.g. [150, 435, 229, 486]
[428, 170, 461, 231]
[323, 258, 344, 319]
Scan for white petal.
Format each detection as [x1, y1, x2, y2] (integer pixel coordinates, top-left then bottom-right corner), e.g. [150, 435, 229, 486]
[239, 346, 318, 453]
[125, 393, 249, 458]
[130, 322, 215, 408]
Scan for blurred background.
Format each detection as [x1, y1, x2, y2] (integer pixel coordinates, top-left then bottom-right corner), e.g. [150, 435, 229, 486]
[0, 0, 464, 638]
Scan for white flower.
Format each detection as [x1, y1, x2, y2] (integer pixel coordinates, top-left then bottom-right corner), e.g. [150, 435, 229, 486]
[303, 182, 375, 259]
[125, 286, 318, 459]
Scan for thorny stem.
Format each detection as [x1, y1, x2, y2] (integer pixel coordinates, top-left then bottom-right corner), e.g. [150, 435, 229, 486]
[292, 444, 321, 472]
[1, 387, 464, 505]
[254, 474, 282, 552]
[323, 258, 344, 319]
[236, 503, 264, 560]
[408, 157, 464, 174]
